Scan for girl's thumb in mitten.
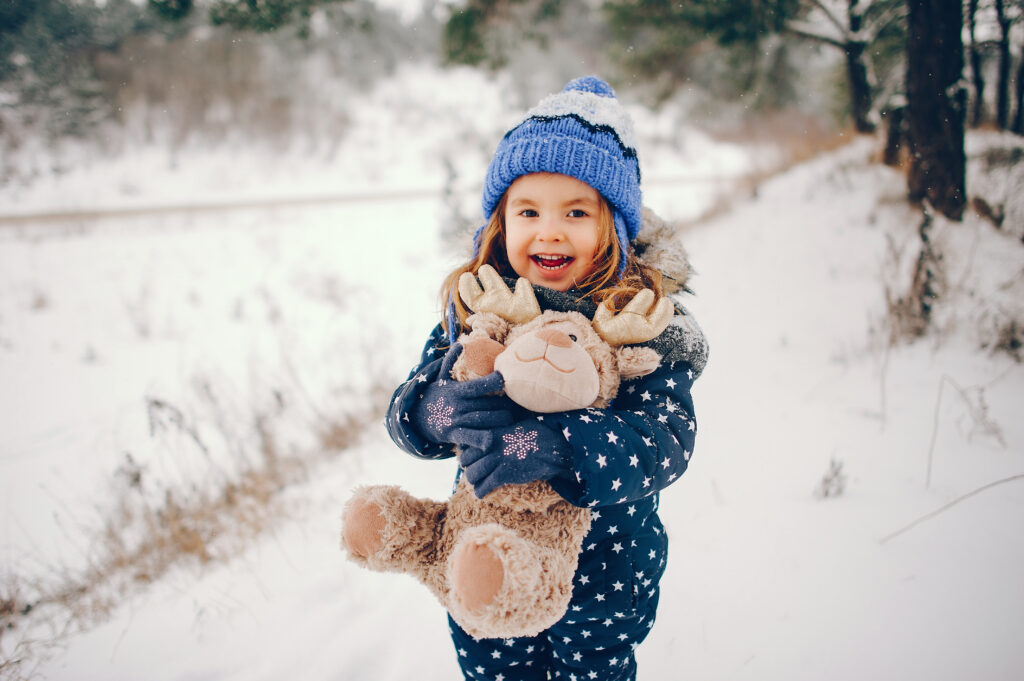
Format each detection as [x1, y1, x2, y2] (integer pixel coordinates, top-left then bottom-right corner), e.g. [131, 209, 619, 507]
[437, 342, 464, 377]
[449, 370, 504, 398]
[461, 448, 500, 490]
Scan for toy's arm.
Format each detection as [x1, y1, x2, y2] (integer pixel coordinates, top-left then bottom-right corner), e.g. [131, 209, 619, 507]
[385, 324, 458, 460]
[545, 360, 697, 507]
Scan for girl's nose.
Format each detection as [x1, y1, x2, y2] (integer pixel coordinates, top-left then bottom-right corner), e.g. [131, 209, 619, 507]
[536, 328, 574, 348]
[536, 216, 564, 241]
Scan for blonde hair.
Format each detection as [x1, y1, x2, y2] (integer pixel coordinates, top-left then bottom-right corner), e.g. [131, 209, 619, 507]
[440, 191, 664, 337]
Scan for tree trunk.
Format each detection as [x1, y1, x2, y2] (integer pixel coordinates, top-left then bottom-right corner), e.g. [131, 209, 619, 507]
[1014, 42, 1024, 134]
[845, 0, 875, 133]
[967, 0, 986, 126]
[846, 40, 876, 133]
[906, 0, 966, 220]
[995, 0, 1011, 129]
[882, 104, 906, 166]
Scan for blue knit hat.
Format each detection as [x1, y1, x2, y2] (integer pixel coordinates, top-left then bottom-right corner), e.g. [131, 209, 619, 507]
[477, 76, 642, 278]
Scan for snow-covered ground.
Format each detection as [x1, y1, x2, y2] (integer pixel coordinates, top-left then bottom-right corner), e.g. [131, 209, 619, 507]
[2, 65, 1023, 680]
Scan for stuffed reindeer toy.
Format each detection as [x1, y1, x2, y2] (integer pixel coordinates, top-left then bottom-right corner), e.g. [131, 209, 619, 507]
[340, 265, 673, 638]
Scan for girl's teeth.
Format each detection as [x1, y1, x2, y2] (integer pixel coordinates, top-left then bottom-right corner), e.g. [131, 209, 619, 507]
[533, 255, 573, 270]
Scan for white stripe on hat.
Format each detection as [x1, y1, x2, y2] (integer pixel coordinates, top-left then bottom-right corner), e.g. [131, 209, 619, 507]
[525, 90, 638, 152]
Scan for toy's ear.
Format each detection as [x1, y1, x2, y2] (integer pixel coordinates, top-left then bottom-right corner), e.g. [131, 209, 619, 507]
[616, 346, 662, 380]
[453, 336, 505, 380]
[466, 312, 511, 344]
[452, 313, 511, 381]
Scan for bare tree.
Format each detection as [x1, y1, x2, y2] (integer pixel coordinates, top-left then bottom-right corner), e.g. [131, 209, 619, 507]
[905, 0, 966, 219]
[1015, 39, 1024, 132]
[967, 0, 987, 125]
[785, 0, 906, 133]
[995, 0, 1013, 128]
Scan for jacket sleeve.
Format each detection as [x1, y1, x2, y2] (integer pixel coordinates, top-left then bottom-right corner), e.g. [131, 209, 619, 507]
[545, 359, 697, 508]
[384, 323, 458, 461]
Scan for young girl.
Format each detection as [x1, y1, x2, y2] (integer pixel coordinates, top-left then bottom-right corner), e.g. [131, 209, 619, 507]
[385, 76, 707, 681]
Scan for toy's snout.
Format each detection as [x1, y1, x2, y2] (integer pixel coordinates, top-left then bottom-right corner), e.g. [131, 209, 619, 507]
[495, 324, 601, 413]
[534, 328, 574, 348]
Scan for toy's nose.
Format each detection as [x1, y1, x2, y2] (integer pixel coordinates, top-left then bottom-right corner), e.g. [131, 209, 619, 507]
[536, 328, 574, 348]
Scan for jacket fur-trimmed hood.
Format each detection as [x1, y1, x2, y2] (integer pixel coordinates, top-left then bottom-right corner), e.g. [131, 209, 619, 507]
[634, 207, 694, 295]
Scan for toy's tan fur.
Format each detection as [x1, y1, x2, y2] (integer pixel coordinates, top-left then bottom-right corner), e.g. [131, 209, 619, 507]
[341, 293, 663, 639]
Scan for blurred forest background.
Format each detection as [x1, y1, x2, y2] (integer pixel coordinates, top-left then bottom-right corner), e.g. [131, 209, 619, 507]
[2, 0, 1022, 220]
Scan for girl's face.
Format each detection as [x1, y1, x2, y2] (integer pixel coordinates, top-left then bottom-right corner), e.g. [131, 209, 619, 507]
[503, 173, 602, 292]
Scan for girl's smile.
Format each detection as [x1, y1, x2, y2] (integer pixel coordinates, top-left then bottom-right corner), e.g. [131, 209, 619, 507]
[504, 173, 602, 292]
[531, 254, 575, 270]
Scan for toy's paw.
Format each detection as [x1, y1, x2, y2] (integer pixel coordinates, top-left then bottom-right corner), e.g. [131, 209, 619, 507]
[341, 497, 386, 559]
[451, 541, 504, 613]
[457, 336, 506, 379]
[447, 524, 557, 639]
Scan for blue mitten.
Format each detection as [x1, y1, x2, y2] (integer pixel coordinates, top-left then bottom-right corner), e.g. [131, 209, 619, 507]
[408, 344, 515, 445]
[458, 421, 572, 498]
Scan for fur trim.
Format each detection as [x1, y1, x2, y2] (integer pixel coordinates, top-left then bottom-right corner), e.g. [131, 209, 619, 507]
[634, 207, 693, 294]
[616, 345, 663, 380]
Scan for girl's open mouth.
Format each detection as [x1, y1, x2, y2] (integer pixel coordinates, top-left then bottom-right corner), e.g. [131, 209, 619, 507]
[531, 254, 574, 270]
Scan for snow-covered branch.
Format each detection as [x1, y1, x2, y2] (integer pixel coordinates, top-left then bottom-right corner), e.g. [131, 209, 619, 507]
[785, 19, 846, 49]
[864, 3, 908, 41]
[807, 0, 851, 37]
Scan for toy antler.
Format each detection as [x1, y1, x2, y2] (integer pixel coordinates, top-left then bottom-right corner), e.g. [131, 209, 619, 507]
[593, 289, 674, 346]
[459, 265, 542, 325]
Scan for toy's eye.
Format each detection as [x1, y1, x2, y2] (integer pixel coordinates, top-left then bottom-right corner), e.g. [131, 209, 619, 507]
[568, 334, 577, 342]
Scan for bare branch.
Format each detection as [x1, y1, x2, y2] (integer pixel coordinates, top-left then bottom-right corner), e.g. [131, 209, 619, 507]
[865, 3, 908, 39]
[784, 20, 847, 49]
[879, 474, 1024, 544]
[807, 0, 850, 37]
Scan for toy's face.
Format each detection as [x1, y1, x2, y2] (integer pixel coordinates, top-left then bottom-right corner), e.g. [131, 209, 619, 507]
[494, 318, 601, 413]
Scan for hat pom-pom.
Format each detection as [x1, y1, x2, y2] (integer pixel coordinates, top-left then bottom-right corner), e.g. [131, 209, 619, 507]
[563, 76, 615, 98]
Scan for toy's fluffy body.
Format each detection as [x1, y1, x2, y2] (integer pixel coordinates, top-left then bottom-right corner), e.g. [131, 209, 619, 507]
[341, 300, 663, 638]
[344, 478, 590, 638]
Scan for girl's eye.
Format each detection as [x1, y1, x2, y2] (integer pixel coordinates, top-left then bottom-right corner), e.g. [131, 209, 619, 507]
[567, 209, 588, 218]
[568, 334, 577, 342]
[520, 209, 539, 218]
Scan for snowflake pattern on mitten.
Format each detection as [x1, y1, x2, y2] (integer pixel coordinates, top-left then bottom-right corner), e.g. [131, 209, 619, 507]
[502, 425, 539, 460]
[426, 397, 454, 433]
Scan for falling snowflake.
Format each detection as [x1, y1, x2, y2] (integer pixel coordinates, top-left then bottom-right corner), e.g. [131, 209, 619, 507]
[502, 425, 539, 460]
[426, 397, 454, 433]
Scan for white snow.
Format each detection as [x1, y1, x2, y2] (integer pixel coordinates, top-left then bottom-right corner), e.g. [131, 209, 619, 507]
[1, 65, 1023, 681]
